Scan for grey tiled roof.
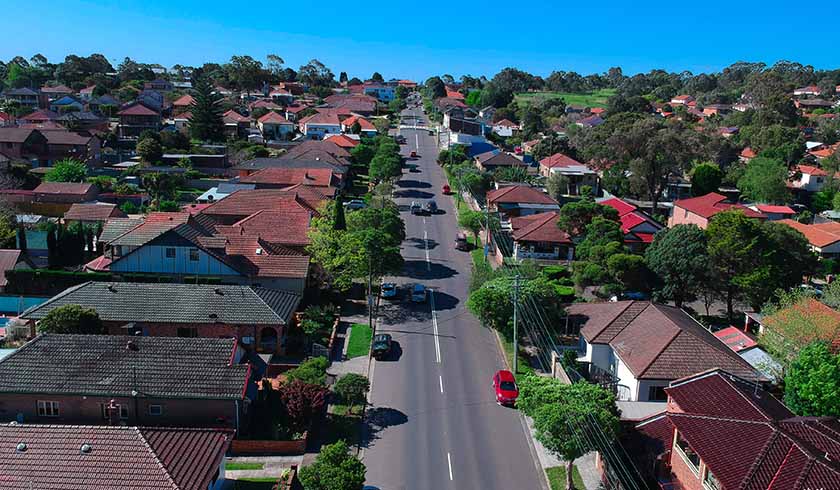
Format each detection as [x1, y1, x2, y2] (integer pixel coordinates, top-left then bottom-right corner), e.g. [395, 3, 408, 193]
[0, 334, 249, 399]
[98, 218, 144, 243]
[21, 282, 301, 325]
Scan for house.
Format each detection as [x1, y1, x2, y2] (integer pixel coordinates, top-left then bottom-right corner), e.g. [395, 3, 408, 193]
[172, 94, 195, 111]
[739, 146, 757, 162]
[0, 249, 32, 292]
[474, 150, 525, 173]
[88, 94, 120, 115]
[40, 129, 102, 166]
[55, 111, 108, 132]
[78, 85, 97, 100]
[667, 192, 766, 229]
[341, 115, 377, 136]
[625, 369, 840, 490]
[718, 126, 739, 138]
[323, 94, 378, 117]
[670, 94, 694, 106]
[199, 188, 325, 226]
[713, 326, 782, 382]
[575, 115, 604, 128]
[223, 109, 250, 138]
[362, 82, 395, 101]
[568, 301, 764, 402]
[21, 282, 299, 355]
[747, 204, 796, 221]
[487, 184, 560, 218]
[257, 111, 294, 141]
[0, 128, 48, 161]
[233, 157, 347, 185]
[117, 102, 161, 139]
[20, 109, 58, 125]
[0, 111, 14, 127]
[0, 424, 233, 490]
[196, 183, 256, 203]
[538, 153, 599, 195]
[599, 197, 664, 252]
[284, 103, 310, 122]
[790, 164, 834, 193]
[777, 219, 840, 257]
[299, 111, 342, 139]
[63, 202, 127, 224]
[445, 116, 485, 145]
[1, 87, 44, 108]
[239, 167, 340, 192]
[435, 97, 468, 113]
[144, 79, 174, 92]
[793, 85, 821, 96]
[40, 84, 74, 100]
[756, 296, 840, 354]
[0, 182, 99, 217]
[0, 333, 256, 431]
[268, 87, 294, 104]
[249, 99, 282, 113]
[88, 211, 311, 294]
[510, 212, 573, 261]
[324, 133, 360, 149]
[284, 139, 352, 166]
[491, 119, 519, 137]
[171, 111, 191, 132]
[49, 95, 84, 113]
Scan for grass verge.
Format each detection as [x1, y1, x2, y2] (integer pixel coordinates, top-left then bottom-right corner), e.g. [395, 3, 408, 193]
[546, 465, 586, 490]
[226, 462, 265, 471]
[499, 333, 535, 377]
[345, 323, 372, 359]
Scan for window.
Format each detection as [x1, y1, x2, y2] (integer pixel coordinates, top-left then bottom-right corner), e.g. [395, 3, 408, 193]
[113, 245, 123, 257]
[37, 400, 59, 417]
[100, 403, 129, 420]
[704, 468, 722, 490]
[177, 327, 198, 338]
[647, 386, 668, 402]
[165, 247, 176, 258]
[148, 404, 163, 416]
[674, 431, 701, 474]
[188, 248, 199, 261]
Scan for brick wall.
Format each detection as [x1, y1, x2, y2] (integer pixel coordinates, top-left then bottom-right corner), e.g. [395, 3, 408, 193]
[667, 207, 710, 229]
[669, 445, 706, 490]
[230, 433, 308, 456]
[102, 321, 284, 354]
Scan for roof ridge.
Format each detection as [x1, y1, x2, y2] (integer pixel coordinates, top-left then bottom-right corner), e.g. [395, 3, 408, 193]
[742, 431, 785, 488]
[135, 427, 181, 490]
[764, 443, 799, 490]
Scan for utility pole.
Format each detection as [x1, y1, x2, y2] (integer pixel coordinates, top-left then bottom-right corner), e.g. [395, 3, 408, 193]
[512, 275, 520, 375]
[484, 203, 491, 262]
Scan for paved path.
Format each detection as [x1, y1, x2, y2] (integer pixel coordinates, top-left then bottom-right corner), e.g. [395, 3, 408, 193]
[361, 106, 548, 490]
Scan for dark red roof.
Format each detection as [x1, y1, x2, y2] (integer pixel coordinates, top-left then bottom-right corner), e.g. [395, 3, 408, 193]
[118, 103, 159, 116]
[64, 203, 126, 221]
[200, 188, 324, 219]
[0, 249, 23, 287]
[240, 167, 336, 188]
[487, 185, 559, 205]
[0, 424, 232, 490]
[539, 152, 584, 169]
[258, 111, 291, 124]
[34, 182, 94, 196]
[511, 212, 571, 244]
[216, 208, 312, 247]
[674, 192, 766, 220]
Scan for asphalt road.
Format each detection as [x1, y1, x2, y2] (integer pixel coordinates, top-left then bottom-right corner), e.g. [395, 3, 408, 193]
[362, 106, 548, 490]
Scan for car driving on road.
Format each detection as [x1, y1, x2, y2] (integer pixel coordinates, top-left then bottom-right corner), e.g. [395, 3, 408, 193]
[492, 370, 519, 406]
[410, 201, 422, 215]
[411, 284, 427, 303]
[381, 282, 398, 299]
[371, 334, 393, 360]
[424, 200, 438, 214]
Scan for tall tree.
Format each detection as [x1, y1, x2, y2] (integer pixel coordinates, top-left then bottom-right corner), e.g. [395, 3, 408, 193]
[227, 55, 264, 93]
[784, 341, 840, 417]
[371, 72, 384, 83]
[645, 225, 709, 307]
[690, 162, 723, 196]
[189, 75, 225, 142]
[44, 159, 87, 183]
[298, 441, 366, 490]
[738, 156, 790, 203]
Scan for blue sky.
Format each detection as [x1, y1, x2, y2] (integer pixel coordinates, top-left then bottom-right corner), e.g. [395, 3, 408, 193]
[3, 0, 836, 81]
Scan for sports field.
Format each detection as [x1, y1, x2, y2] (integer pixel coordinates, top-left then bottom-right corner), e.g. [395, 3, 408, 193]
[515, 88, 616, 108]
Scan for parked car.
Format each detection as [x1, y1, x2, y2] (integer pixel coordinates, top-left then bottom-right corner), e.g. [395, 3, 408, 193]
[371, 334, 393, 360]
[410, 201, 422, 215]
[381, 282, 398, 299]
[424, 200, 438, 214]
[455, 233, 470, 251]
[442, 184, 451, 194]
[411, 284, 427, 303]
[492, 370, 519, 406]
[410, 150, 417, 158]
[344, 199, 367, 210]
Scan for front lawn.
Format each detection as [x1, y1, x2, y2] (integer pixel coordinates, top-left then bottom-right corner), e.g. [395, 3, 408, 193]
[345, 323, 372, 359]
[546, 465, 586, 490]
[226, 462, 265, 471]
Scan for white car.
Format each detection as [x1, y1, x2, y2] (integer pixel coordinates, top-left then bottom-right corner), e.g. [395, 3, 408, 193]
[344, 199, 367, 210]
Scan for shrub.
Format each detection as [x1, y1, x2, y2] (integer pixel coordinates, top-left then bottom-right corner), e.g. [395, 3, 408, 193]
[285, 356, 330, 386]
[280, 379, 329, 432]
[38, 304, 103, 334]
[334, 373, 370, 407]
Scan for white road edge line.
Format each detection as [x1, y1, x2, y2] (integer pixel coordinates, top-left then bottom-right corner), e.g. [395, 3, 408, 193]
[431, 290, 441, 363]
[424, 230, 431, 271]
[447, 452, 454, 481]
[439, 375, 444, 393]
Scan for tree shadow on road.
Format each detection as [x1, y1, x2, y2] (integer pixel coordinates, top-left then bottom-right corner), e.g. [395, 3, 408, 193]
[396, 179, 431, 189]
[401, 260, 458, 279]
[361, 406, 409, 448]
[431, 290, 460, 311]
[405, 237, 439, 250]
[394, 189, 434, 199]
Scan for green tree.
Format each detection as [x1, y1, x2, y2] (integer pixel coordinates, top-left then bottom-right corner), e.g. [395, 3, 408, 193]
[189, 75, 225, 142]
[645, 225, 710, 307]
[690, 162, 723, 197]
[226, 55, 264, 94]
[141, 172, 182, 204]
[136, 138, 163, 164]
[546, 172, 570, 201]
[38, 305, 103, 334]
[298, 441, 366, 490]
[333, 373, 370, 409]
[784, 341, 840, 417]
[738, 156, 789, 203]
[556, 199, 619, 236]
[707, 211, 763, 320]
[333, 196, 346, 231]
[284, 356, 329, 386]
[44, 158, 87, 182]
[467, 275, 562, 339]
[458, 210, 485, 245]
[518, 376, 620, 490]
[494, 166, 529, 183]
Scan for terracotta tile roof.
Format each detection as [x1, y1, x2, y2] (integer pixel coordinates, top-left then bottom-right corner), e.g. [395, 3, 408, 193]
[249, 100, 282, 111]
[34, 182, 94, 196]
[341, 115, 375, 130]
[0, 333, 249, 400]
[21, 110, 58, 122]
[118, 103, 159, 116]
[445, 89, 464, 99]
[569, 301, 763, 381]
[777, 219, 840, 249]
[105, 212, 192, 247]
[0, 424, 232, 490]
[511, 212, 571, 244]
[539, 152, 585, 169]
[64, 203, 126, 221]
[216, 208, 312, 247]
[172, 94, 195, 106]
[741, 147, 757, 158]
[494, 118, 518, 127]
[286, 139, 351, 159]
[225, 237, 310, 279]
[223, 109, 249, 123]
[240, 167, 335, 188]
[762, 297, 840, 353]
[258, 111, 291, 124]
[324, 134, 360, 148]
[0, 128, 36, 143]
[300, 111, 342, 126]
[754, 204, 795, 214]
[674, 192, 766, 220]
[40, 129, 94, 145]
[200, 189, 324, 219]
[487, 185, 559, 205]
[476, 151, 524, 168]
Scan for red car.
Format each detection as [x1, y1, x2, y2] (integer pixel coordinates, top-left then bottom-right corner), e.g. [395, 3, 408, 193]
[442, 184, 451, 194]
[492, 370, 519, 406]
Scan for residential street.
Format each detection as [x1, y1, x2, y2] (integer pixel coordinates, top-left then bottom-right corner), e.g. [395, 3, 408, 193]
[362, 107, 547, 490]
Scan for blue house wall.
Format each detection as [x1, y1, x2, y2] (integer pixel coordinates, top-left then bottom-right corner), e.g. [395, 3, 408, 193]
[110, 244, 241, 277]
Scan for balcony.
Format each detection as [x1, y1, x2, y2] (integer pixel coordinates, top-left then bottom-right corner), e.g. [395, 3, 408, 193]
[565, 361, 633, 400]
